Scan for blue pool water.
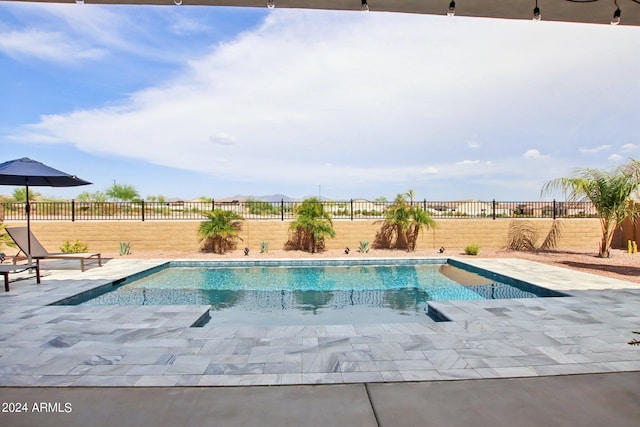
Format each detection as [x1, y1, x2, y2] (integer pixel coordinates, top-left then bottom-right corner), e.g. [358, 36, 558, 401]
[56, 259, 564, 325]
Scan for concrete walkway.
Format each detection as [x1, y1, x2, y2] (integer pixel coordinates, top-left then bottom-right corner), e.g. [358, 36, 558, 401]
[1, 372, 639, 427]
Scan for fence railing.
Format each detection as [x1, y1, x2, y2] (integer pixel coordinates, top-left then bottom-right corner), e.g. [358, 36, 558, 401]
[0, 199, 598, 222]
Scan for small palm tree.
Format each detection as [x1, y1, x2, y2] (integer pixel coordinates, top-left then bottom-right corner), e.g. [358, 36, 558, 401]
[377, 194, 435, 251]
[542, 160, 639, 258]
[288, 197, 335, 253]
[198, 209, 244, 254]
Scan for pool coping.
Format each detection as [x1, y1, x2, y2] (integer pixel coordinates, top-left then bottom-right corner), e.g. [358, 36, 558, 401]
[1, 256, 639, 387]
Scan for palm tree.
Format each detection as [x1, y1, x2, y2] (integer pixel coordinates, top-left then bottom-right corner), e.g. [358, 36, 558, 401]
[542, 160, 639, 258]
[378, 194, 436, 251]
[288, 197, 335, 253]
[198, 209, 244, 254]
[405, 189, 416, 205]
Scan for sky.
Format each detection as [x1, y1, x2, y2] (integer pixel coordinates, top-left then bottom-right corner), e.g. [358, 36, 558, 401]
[1, 2, 639, 202]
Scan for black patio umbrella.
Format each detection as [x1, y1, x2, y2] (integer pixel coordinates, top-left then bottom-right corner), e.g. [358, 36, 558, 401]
[0, 157, 92, 260]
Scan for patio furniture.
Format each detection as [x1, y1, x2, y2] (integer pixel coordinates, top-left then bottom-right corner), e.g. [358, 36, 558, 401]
[6, 227, 102, 272]
[0, 263, 40, 292]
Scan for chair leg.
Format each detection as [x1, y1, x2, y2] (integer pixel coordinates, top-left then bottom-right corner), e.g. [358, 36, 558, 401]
[3, 273, 9, 292]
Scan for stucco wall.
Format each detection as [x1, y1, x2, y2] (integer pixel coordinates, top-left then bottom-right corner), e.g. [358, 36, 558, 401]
[2, 218, 608, 254]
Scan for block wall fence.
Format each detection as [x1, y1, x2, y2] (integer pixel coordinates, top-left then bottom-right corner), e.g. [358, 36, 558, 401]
[3, 218, 628, 254]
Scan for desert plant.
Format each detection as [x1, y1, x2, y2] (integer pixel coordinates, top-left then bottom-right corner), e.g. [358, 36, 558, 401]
[260, 240, 269, 254]
[465, 243, 480, 256]
[287, 197, 335, 253]
[119, 241, 131, 256]
[198, 209, 244, 254]
[374, 193, 435, 251]
[358, 240, 370, 253]
[542, 160, 640, 258]
[506, 221, 539, 251]
[540, 220, 564, 250]
[60, 240, 89, 254]
[246, 198, 279, 215]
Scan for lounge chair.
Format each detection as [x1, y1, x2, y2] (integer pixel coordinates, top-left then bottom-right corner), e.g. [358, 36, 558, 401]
[0, 263, 40, 292]
[6, 227, 102, 272]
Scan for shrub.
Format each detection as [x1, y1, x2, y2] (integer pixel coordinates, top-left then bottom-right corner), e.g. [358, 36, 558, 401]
[198, 209, 244, 254]
[465, 243, 480, 256]
[358, 240, 370, 253]
[60, 240, 89, 254]
[286, 197, 335, 253]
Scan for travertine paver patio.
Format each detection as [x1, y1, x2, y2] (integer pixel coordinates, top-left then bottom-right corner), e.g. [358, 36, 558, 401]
[1, 257, 639, 387]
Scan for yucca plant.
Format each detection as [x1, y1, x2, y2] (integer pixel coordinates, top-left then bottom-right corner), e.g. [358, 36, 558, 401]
[358, 240, 370, 253]
[260, 240, 269, 254]
[198, 209, 244, 254]
[119, 241, 131, 256]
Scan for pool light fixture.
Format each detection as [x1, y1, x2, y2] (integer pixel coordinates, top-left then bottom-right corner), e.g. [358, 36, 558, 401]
[174, 0, 182, 4]
[267, 0, 275, 8]
[447, 1, 456, 16]
[611, 0, 621, 25]
[533, 0, 541, 21]
[361, 0, 369, 12]
[75, 0, 84, 4]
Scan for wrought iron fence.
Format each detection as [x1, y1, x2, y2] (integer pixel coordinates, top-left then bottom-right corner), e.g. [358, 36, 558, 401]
[0, 199, 598, 222]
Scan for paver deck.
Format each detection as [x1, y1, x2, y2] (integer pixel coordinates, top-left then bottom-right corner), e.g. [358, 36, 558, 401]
[1, 256, 639, 387]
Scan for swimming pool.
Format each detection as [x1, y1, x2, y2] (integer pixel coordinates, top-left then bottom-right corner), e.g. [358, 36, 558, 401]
[53, 259, 565, 325]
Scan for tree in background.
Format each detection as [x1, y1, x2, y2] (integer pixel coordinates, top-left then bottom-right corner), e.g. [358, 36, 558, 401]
[146, 195, 166, 203]
[287, 197, 335, 253]
[11, 188, 42, 202]
[197, 209, 244, 254]
[106, 183, 140, 202]
[76, 191, 107, 202]
[405, 189, 416, 205]
[542, 159, 639, 258]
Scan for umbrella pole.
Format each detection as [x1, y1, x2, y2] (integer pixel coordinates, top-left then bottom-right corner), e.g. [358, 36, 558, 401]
[26, 180, 32, 265]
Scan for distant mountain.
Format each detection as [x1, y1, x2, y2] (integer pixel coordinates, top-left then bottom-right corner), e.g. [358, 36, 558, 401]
[222, 194, 297, 202]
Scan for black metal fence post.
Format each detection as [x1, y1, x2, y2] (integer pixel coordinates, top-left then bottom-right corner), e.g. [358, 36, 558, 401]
[281, 199, 284, 221]
[350, 199, 354, 221]
[71, 199, 75, 222]
[141, 200, 145, 222]
[212, 199, 215, 212]
[492, 199, 496, 220]
[423, 199, 427, 211]
[553, 199, 556, 220]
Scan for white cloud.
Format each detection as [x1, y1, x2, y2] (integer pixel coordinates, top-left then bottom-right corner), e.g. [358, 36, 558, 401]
[622, 143, 638, 153]
[209, 133, 237, 145]
[579, 145, 611, 154]
[6, 9, 640, 198]
[0, 29, 103, 62]
[456, 160, 481, 166]
[467, 135, 480, 149]
[523, 149, 550, 159]
[608, 154, 623, 162]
